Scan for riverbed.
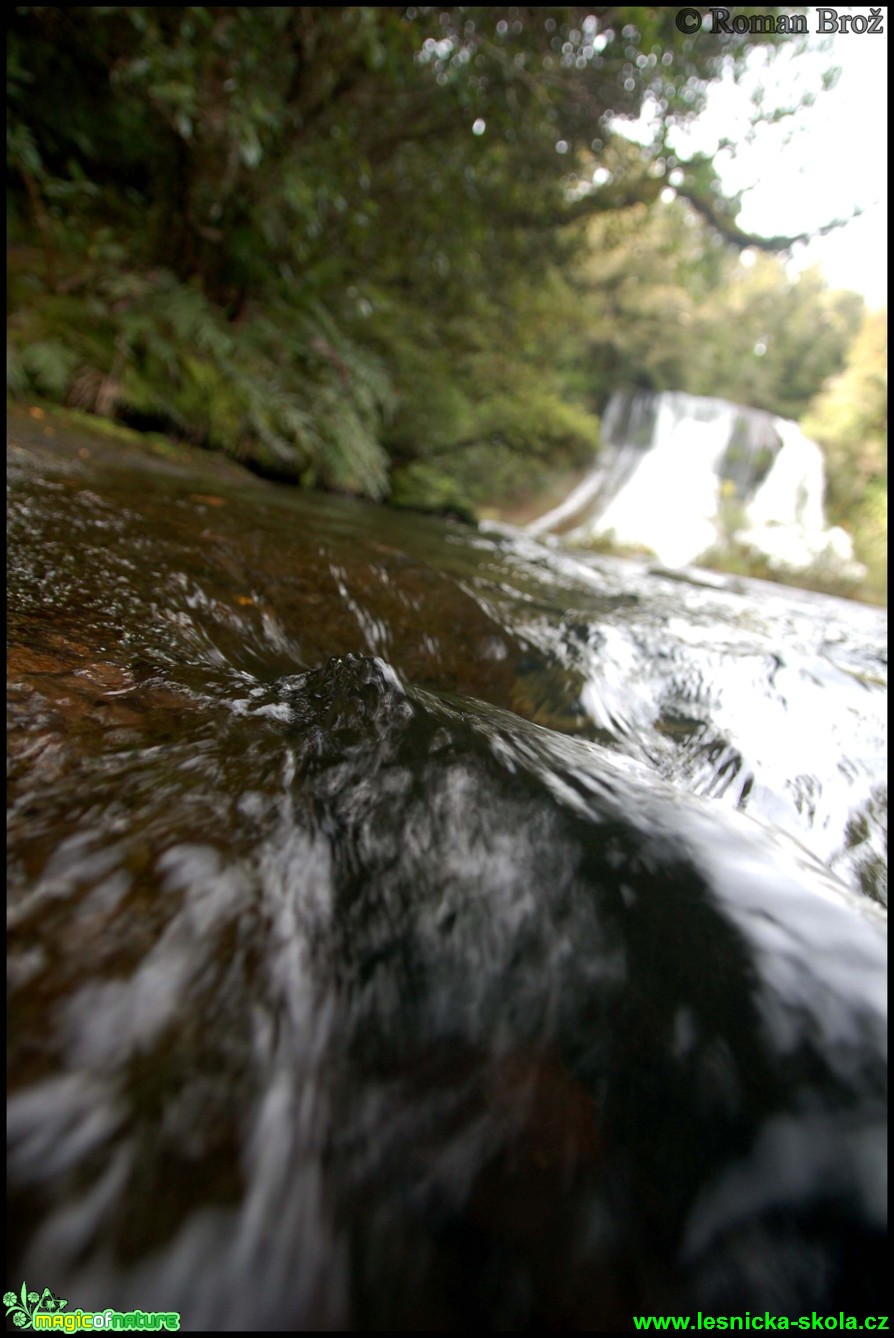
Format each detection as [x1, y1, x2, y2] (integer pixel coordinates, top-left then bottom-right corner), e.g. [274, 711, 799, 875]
[7, 410, 887, 1328]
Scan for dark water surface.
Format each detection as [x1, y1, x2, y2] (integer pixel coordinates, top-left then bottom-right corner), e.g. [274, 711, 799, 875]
[7, 417, 887, 1329]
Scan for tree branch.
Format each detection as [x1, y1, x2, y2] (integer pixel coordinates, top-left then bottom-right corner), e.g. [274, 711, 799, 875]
[495, 171, 861, 255]
[675, 186, 862, 253]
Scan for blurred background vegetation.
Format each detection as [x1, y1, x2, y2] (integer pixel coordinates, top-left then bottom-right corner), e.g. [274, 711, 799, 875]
[6, 6, 886, 596]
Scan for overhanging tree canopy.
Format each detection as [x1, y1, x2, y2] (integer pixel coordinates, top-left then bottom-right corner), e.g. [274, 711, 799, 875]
[8, 7, 859, 504]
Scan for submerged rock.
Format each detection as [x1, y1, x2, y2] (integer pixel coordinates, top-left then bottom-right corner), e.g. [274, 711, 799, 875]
[9, 650, 886, 1328]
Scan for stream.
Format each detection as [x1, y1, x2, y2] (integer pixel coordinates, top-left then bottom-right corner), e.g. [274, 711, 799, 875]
[7, 412, 887, 1329]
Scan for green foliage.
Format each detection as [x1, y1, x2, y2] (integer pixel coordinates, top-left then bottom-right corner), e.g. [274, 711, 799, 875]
[8, 265, 393, 496]
[803, 309, 887, 601]
[7, 5, 845, 514]
[579, 200, 862, 420]
[19, 340, 81, 398]
[685, 258, 863, 419]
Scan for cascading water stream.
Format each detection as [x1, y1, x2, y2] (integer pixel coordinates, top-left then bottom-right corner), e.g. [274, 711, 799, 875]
[6, 410, 887, 1329]
[528, 390, 864, 579]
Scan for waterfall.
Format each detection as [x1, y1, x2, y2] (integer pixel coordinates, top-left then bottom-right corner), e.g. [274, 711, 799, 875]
[740, 418, 859, 573]
[529, 390, 863, 578]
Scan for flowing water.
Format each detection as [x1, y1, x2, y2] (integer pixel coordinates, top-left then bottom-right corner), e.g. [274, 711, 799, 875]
[528, 390, 863, 579]
[7, 413, 887, 1329]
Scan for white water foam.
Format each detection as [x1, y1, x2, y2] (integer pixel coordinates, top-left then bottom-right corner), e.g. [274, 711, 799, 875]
[528, 391, 864, 579]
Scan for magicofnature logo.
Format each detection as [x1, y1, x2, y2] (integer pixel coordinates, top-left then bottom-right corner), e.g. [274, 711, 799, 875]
[4, 1284, 180, 1331]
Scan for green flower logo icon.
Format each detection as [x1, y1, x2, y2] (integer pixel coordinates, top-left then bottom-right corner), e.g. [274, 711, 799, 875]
[4, 1284, 68, 1328]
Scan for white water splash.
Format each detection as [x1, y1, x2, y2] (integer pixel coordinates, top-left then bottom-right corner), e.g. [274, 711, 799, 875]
[529, 391, 864, 579]
[738, 418, 861, 575]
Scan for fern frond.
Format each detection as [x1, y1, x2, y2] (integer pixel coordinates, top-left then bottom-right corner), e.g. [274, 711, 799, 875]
[20, 340, 79, 398]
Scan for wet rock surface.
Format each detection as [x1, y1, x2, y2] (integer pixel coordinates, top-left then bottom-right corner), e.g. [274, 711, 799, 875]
[7, 415, 887, 1328]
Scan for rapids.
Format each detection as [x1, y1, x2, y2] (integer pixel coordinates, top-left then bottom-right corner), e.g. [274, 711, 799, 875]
[7, 412, 887, 1328]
